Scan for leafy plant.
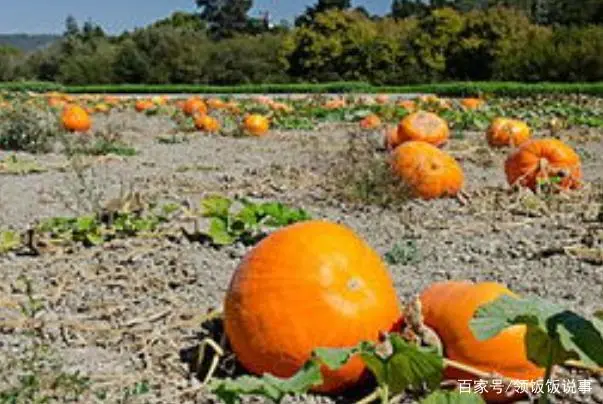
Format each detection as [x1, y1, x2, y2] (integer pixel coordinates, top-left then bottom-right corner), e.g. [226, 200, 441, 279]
[209, 334, 451, 404]
[385, 240, 421, 265]
[0, 230, 21, 253]
[193, 195, 311, 247]
[0, 100, 61, 153]
[471, 295, 603, 404]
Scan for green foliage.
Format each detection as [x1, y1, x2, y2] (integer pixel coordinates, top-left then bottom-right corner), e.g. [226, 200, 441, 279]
[471, 294, 603, 402]
[0, 100, 61, 153]
[385, 240, 421, 265]
[209, 334, 445, 404]
[0, 230, 21, 253]
[32, 202, 173, 249]
[195, 195, 311, 247]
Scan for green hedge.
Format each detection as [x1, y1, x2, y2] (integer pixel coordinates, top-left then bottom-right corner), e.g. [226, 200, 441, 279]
[4, 81, 603, 96]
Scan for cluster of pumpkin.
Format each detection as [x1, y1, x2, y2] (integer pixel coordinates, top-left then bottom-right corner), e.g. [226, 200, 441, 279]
[223, 220, 543, 403]
[43, 92, 272, 137]
[363, 101, 583, 200]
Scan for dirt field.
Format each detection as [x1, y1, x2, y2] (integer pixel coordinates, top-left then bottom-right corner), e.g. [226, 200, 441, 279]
[1, 110, 602, 403]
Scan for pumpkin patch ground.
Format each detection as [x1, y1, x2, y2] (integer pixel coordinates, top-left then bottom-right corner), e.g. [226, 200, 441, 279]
[0, 93, 602, 403]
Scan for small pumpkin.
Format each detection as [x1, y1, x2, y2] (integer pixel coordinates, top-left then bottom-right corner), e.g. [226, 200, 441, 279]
[224, 220, 402, 394]
[243, 114, 270, 136]
[324, 98, 346, 110]
[460, 98, 485, 110]
[420, 281, 545, 403]
[183, 97, 207, 116]
[375, 94, 389, 104]
[390, 141, 464, 200]
[61, 104, 91, 133]
[360, 113, 382, 130]
[504, 138, 582, 191]
[194, 114, 220, 133]
[486, 118, 531, 148]
[398, 100, 416, 112]
[134, 99, 154, 113]
[207, 98, 227, 110]
[396, 111, 450, 148]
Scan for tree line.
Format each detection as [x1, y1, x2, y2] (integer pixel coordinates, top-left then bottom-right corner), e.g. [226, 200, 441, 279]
[2, 0, 603, 84]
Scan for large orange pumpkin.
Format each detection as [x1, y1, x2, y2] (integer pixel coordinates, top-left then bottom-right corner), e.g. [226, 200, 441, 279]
[397, 111, 450, 147]
[420, 281, 545, 403]
[243, 114, 270, 136]
[486, 118, 531, 148]
[61, 104, 91, 133]
[504, 138, 582, 191]
[224, 220, 402, 394]
[390, 141, 464, 200]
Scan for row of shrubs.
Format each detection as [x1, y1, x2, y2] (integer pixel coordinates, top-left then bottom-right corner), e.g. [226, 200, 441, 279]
[7, 81, 603, 97]
[3, 7, 603, 86]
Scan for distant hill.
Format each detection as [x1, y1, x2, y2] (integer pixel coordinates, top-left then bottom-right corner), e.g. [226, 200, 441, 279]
[0, 34, 60, 52]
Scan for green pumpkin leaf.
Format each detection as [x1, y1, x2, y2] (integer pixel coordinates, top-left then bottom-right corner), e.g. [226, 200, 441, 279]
[360, 334, 443, 395]
[312, 346, 357, 370]
[207, 217, 235, 246]
[420, 390, 486, 404]
[201, 195, 232, 219]
[470, 295, 603, 368]
[0, 230, 21, 253]
[85, 232, 104, 246]
[208, 360, 323, 404]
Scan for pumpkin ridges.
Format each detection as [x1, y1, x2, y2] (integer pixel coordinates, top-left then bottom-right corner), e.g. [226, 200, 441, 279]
[487, 118, 531, 148]
[390, 141, 464, 200]
[504, 138, 582, 191]
[397, 111, 450, 148]
[224, 220, 401, 393]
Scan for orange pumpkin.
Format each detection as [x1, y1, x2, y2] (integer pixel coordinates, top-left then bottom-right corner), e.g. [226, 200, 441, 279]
[504, 138, 582, 191]
[61, 104, 91, 133]
[375, 94, 389, 104]
[207, 98, 227, 110]
[324, 98, 346, 110]
[390, 141, 464, 200]
[398, 100, 416, 112]
[183, 97, 207, 116]
[420, 281, 545, 403]
[397, 111, 450, 148]
[224, 220, 402, 394]
[360, 114, 382, 130]
[194, 115, 220, 133]
[460, 98, 485, 110]
[135, 99, 155, 112]
[486, 118, 531, 148]
[243, 114, 270, 136]
[384, 126, 400, 151]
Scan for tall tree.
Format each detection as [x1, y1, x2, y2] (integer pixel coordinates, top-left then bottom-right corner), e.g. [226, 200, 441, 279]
[64, 15, 80, 37]
[391, 0, 429, 18]
[195, 0, 253, 39]
[295, 0, 352, 26]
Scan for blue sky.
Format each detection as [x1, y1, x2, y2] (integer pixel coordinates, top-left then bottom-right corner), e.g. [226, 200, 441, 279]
[0, 0, 391, 34]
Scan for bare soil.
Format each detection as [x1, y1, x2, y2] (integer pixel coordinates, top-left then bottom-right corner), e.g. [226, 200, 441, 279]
[1, 111, 602, 403]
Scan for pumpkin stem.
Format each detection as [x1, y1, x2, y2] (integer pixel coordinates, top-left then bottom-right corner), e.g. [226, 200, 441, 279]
[401, 297, 443, 355]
